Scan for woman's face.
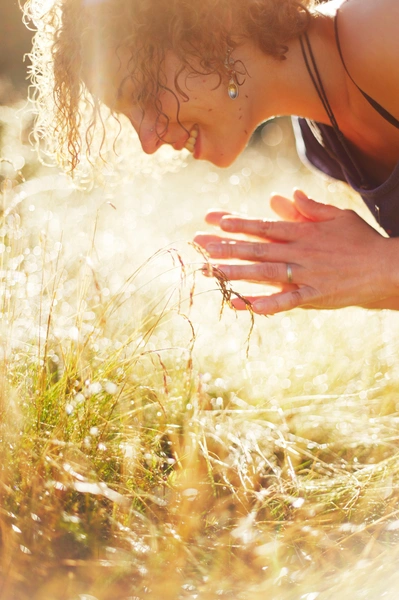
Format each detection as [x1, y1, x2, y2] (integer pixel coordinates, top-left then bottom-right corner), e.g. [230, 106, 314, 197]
[101, 50, 257, 167]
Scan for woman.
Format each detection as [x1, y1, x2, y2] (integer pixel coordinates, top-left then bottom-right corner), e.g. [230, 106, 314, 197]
[26, 0, 399, 314]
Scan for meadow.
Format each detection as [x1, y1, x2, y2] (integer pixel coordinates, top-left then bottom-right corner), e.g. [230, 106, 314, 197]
[1, 87, 399, 600]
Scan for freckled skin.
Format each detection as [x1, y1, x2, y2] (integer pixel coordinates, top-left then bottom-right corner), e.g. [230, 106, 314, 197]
[105, 48, 264, 167]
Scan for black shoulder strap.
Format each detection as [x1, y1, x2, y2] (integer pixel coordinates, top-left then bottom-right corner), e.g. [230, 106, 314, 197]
[300, 32, 367, 186]
[334, 10, 399, 130]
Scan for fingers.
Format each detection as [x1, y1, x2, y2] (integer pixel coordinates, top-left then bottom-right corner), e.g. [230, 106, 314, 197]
[210, 261, 301, 284]
[231, 286, 317, 315]
[198, 192, 348, 317]
[205, 210, 234, 226]
[207, 241, 287, 262]
[194, 233, 239, 247]
[219, 215, 303, 242]
[293, 189, 342, 221]
[206, 206, 304, 242]
[194, 235, 292, 262]
[205, 191, 341, 234]
[270, 190, 342, 223]
[230, 288, 297, 309]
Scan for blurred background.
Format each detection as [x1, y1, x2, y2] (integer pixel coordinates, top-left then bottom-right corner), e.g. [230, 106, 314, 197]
[2, 3, 399, 600]
[0, 1, 32, 95]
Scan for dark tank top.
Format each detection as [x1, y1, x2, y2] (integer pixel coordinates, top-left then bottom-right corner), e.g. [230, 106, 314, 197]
[294, 9, 399, 237]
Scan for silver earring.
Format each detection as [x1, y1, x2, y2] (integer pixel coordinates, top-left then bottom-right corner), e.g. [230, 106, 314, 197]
[225, 47, 239, 100]
[228, 77, 239, 100]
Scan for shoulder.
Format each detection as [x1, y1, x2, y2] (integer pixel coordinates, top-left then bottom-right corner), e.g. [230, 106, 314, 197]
[335, 0, 399, 115]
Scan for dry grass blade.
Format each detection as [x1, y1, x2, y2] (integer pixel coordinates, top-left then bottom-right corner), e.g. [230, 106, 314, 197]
[1, 100, 399, 600]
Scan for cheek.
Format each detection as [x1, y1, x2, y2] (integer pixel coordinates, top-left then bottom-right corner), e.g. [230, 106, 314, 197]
[157, 88, 185, 122]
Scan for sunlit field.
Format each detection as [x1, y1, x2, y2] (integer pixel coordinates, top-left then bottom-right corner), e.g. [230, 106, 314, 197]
[1, 84, 399, 600]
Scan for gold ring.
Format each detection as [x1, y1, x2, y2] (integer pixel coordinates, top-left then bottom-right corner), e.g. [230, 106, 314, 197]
[286, 263, 293, 284]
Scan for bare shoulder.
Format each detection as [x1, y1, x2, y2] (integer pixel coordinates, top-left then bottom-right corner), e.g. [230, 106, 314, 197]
[336, 0, 399, 114]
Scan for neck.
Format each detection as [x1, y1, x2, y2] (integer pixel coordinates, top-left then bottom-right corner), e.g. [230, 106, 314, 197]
[244, 4, 349, 129]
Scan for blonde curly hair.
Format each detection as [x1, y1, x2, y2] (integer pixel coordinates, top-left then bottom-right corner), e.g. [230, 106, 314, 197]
[24, 0, 316, 172]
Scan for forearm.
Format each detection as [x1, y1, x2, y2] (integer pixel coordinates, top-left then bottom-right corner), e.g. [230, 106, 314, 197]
[364, 237, 399, 309]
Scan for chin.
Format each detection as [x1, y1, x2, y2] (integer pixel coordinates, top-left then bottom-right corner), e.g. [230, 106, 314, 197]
[204, 152, 240, 168]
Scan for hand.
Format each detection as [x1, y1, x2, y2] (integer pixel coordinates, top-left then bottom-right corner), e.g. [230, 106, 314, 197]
[194, 190, 397, 315]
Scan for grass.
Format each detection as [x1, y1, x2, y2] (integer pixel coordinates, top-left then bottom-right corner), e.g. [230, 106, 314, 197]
[1, 94, 399, 600]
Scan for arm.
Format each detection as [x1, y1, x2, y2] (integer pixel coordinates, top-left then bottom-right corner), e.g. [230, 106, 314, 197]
[361, 298, 399, 310]
[194, 190, 399, 315]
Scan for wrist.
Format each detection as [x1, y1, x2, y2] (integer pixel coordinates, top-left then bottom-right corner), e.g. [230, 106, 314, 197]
[380, 237, 399, 297]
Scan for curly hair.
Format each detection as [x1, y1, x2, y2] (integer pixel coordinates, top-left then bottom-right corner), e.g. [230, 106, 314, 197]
[24, 0, 316, 172]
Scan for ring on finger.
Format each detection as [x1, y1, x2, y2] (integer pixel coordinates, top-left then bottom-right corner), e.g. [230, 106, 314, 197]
[286, 263, 293, 284]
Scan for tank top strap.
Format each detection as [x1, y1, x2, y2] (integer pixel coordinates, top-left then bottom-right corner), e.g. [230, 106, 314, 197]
[334, 10, 399, 130]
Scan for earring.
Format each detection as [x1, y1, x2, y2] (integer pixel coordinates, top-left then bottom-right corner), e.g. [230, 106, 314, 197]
[225, 47, 239, 100]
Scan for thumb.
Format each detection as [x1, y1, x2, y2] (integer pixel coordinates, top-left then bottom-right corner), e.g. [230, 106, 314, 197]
[293, 189, 341, 221]
[270, 194, 310, 222]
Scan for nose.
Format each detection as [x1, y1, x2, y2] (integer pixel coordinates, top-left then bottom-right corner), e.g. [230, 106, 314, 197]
[127, 107, 163, 154]
[136, 125, 189, 155]
[128, 109, 189, 154]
